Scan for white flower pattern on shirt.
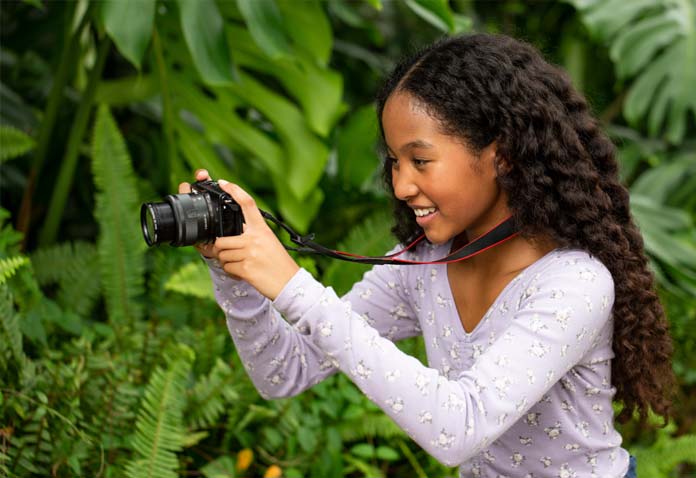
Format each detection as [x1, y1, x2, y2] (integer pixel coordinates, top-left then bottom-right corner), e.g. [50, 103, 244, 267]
[207, 245, 630, 477]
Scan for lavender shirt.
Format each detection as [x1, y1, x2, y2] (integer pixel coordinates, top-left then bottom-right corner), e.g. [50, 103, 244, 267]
[206, 241, 630, 478]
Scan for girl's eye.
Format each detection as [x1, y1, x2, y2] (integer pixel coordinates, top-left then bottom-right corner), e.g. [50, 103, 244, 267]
[413, 159, 429, 167]
[387, 156, 399, 168]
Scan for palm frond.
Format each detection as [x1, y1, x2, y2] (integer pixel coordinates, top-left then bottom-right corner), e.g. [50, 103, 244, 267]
[91, 105, 145, 323]
[124, 344, 195, 478]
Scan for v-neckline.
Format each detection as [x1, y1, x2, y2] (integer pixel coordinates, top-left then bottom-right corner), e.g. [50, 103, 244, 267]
[440, 241, 557, 338]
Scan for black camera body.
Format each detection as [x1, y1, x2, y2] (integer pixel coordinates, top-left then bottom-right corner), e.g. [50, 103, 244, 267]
[141, 180, 244, 247]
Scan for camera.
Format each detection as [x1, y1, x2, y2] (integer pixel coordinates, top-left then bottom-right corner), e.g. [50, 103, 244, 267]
[141, 180, 244, 247]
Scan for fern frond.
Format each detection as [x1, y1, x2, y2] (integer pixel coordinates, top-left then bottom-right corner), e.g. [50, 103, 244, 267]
[124, 344, 195, 478]
[186, 358, 239, 429]
[91, 105, 145, 323]
[0, 284, 25, 372]
[30, 241, 100, 315]
[0, 256, 28, 285]
[0, 125, 35, 162]
[165, 260, 215, 301]
[322, 210, 396, 295]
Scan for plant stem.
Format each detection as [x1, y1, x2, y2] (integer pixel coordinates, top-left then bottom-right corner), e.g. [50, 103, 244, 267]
[17, 2, 89, 248]
[152, 28, 176, 192]
[38, 36, 111, 246]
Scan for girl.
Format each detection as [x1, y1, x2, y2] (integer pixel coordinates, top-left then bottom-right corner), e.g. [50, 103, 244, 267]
[181, 33, 673, 477]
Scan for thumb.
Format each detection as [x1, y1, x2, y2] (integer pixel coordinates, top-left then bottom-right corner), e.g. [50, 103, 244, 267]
[218, 180, 265, 228]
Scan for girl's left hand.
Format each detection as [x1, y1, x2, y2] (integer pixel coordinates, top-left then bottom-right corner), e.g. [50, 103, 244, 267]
[214, 179, 300, 300]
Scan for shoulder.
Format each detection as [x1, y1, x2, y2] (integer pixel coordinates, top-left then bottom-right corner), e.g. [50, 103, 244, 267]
[533, 248, 614, 299]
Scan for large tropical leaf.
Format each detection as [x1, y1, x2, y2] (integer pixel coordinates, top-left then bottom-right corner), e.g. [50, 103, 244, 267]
[236, 0, 293, 60]
[101, 0, 156, 69]
[91, 105, 145, 323]
[570, 0, 696, 143]
[175, 0, 235, 85]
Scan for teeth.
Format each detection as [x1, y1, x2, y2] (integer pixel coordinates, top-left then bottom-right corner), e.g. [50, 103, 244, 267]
[414, 207, 437, 217]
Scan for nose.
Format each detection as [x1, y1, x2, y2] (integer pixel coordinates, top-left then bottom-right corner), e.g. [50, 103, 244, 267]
[392, 165, 418, 201]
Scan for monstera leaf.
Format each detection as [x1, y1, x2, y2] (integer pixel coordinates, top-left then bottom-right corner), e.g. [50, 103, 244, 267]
[570, 0, 696, 144]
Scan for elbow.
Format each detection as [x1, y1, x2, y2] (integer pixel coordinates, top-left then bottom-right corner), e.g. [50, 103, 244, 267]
[424, 430, 485, 468]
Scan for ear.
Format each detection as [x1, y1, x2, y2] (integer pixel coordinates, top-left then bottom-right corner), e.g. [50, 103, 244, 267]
[485, 141, 511, 176]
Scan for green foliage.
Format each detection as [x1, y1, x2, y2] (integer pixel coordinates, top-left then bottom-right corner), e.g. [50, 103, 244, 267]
[30, 241, 101, 316]
[630, 420, 696, 477]
[91, 105, 145, 323]
[0, 256, 29, 285]
[0, 124, 35, 161]
[570, 0, 696, 143]
[1, 0, 694, 477]
[124, 344, 195, 478]
[323, 209, 396, 295]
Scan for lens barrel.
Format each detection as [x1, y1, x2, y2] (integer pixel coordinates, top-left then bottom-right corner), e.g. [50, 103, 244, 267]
[141, 192, 214, 246]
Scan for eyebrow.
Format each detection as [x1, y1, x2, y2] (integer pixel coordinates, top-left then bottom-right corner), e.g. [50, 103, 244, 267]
[387, 140, 435, 155]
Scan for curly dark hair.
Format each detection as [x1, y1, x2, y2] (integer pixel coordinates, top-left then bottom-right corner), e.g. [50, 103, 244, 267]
[376, 33, 674, 425]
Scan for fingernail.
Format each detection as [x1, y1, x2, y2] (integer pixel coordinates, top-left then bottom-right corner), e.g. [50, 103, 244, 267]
[218, 179, 229, 186]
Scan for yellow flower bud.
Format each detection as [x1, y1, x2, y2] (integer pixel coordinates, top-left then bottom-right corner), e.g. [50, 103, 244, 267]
[236, 449, 254, 472]
[263, 464, 283, 478]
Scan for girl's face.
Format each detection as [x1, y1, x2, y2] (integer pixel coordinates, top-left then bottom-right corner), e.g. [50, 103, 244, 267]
[382, 91, 510, 245]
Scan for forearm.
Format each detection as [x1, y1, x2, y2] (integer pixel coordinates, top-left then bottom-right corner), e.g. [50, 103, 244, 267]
[206, 258, 338, 398]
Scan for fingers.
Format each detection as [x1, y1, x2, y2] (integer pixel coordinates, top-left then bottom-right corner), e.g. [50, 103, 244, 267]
[195, 169, 211, 182]
[217, 179, 265, 228]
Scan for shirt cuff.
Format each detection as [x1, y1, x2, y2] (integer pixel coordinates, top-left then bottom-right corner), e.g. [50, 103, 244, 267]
[201, 254, 223, 271]
[272, 268, 325, 324]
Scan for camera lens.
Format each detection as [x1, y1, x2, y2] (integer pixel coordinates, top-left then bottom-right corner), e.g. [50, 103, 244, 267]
[141, 202, 177, 246]
[141, 192, 214, 246]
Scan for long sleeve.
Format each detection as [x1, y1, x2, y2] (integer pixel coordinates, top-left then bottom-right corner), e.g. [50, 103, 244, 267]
[272, 254, 615, 467]
[206, 246, 422, 399]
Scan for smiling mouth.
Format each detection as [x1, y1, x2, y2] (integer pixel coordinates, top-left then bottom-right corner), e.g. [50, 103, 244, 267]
[414, 207, 437, 217]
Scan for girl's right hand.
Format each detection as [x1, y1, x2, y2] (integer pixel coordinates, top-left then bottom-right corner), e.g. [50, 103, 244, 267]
[178, 169, 217, 259]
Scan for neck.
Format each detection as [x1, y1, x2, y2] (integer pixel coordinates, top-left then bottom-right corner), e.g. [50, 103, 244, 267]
[450, 232, 556, 277]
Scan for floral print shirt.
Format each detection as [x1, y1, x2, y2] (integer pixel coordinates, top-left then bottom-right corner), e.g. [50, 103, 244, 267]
[206, 242, 631, 478]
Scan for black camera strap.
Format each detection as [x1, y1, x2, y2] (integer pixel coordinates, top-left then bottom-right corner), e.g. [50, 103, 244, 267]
[260, 212, 519, 266]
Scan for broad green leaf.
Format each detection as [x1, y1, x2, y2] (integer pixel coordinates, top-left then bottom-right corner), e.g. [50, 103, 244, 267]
[275, 180, 324, 233]
[610, 12, 682, 78]
[0, 125, 35, 161]
[277, 0, 333, 65]
[375, 445, 399, 461]
[165, 261, 215, 301]
[101, 0, 156, 69]
[171, 76, 284, 178]
[351, 443, 375, 458]
[336, 104, 380, 189]
[236, 0, 293, 59]
[227, 25, 346, 137]
[405, 0, 455, 33]
[571, 0, 696, 143]
[176, 0, 235, 85]
[175, 120, 234, 183]
[95, 75, 158, 105]
[91, 105, 145, 323]
[224, 72, 330, 200]
[630, 155, 696, 204]
[201, 456, 237, 478]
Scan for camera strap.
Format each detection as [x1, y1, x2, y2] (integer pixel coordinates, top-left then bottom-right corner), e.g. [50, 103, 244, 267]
[260, 212, 519, 265]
